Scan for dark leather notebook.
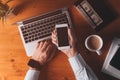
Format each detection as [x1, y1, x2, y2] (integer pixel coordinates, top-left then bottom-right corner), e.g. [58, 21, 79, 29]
[75, 0, 117, 31]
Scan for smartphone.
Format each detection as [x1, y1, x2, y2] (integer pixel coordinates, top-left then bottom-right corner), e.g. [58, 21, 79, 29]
[55, 24, 70, 50]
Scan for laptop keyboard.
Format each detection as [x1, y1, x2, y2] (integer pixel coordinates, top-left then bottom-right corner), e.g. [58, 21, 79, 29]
[20, 11, 69, 43]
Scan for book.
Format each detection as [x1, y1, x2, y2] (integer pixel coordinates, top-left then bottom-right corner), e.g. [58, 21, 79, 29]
[74, 0, 117, 31]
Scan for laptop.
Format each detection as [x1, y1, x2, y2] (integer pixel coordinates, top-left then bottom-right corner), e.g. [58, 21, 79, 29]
[17, 8, 73, 56]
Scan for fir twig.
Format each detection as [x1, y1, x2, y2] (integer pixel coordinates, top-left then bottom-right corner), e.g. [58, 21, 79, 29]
[5, 0, 13, 4]
[1, 17, 4, 27]
[0, 0, 13, 27]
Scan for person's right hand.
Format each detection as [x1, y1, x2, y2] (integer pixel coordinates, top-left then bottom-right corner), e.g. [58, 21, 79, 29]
[31, 40, 58, 65]
[52, 28, 78, 58]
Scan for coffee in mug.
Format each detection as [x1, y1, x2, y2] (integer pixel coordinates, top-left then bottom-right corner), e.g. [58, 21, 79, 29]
[85, 35, 103, 55]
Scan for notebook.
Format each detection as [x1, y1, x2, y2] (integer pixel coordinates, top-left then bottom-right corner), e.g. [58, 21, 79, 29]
[74, 0, 117, 31]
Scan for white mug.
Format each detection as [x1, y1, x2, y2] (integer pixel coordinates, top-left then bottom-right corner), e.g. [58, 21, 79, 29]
[85, 35, 103, 55]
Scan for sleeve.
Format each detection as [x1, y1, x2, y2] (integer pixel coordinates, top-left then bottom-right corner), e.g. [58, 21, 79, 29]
[68, 54, 98, 80]
[24, 69, 40, 80]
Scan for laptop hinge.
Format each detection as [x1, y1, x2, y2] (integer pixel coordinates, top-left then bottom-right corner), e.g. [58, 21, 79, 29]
[17, 22, 23, 26]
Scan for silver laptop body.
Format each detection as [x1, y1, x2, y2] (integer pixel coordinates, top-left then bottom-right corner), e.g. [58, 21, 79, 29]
[17, 8, 73, 56]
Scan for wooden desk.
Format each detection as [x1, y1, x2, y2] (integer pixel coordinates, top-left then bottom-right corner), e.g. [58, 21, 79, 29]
[0, 0, 120, 80]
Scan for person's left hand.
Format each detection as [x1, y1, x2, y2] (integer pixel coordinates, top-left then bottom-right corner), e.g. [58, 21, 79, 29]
[52, 28, 78, 58]
[31, 40, 58, 65]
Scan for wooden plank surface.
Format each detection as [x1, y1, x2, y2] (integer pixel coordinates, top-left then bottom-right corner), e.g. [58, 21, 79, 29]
[0, 0, 76, 80]
[0, 0, 120, 80]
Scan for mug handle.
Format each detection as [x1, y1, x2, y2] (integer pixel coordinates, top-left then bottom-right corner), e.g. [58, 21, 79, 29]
[96, 50, 102, 55]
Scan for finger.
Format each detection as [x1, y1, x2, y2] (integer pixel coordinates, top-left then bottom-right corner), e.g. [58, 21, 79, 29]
[51, 35, 57, 41]
[52, 30, 57, 39]
[42, 41, 51, 51]
[45, 44, 53, 56]
[46, 45, 52, 52]
[36, 42, 40, 49]
[51, 30, 58, 45]
[52, 29, 57, 35]
[68, 28, 74, 42]
[39, 41, 44, 48]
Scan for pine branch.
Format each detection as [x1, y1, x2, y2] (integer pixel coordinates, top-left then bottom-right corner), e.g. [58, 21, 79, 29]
[1, 17, 4, 27]
[0, 0, 13, 27]
[5, 0, 13, 4]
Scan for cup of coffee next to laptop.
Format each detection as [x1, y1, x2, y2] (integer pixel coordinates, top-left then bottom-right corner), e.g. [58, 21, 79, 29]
[85, 35, 103, 55]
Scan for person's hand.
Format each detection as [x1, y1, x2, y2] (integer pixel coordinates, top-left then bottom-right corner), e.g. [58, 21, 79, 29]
[52, 28, 78, 58]
[31, 40, 58, 65]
